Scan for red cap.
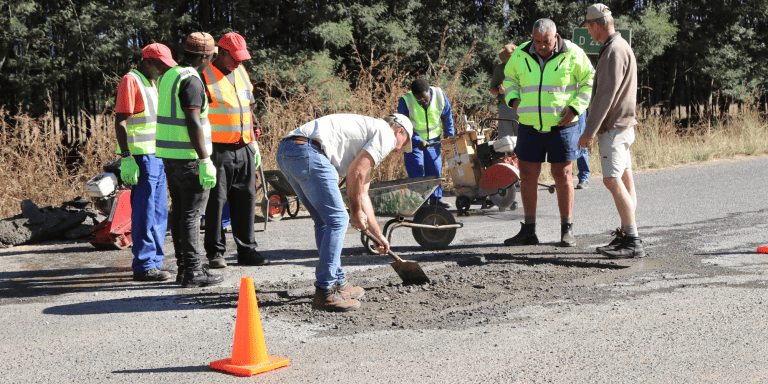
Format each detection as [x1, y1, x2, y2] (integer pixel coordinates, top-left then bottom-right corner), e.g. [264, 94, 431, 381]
[142, 43, 177, 67]
[218, 33, 251, 61]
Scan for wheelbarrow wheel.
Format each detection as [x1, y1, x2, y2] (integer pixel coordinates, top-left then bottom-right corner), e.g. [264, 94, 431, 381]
[260, 190, 286, 221]
[412, 206, 457, 250]
[455, 195, 471, 215]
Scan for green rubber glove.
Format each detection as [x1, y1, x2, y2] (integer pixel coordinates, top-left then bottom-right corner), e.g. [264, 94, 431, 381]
[198, 158, 217, 189]
[250, 141, 261, 169]
[120, 156, 140, 185]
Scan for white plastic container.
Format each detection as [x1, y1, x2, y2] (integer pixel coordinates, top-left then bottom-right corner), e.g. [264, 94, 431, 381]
[85, 172, 118, 198]
[492, 136, 517, 153]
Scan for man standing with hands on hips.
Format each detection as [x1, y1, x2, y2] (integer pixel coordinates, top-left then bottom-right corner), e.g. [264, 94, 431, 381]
[578, 4, 644, 258]
[115, 43, 176, 282]
[156, 32, 222, 287]
[202, 32, 269, 269]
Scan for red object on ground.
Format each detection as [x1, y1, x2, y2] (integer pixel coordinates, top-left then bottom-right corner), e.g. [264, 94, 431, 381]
[757, 246, 768, 254]
[89, 190, 132, 250]
[479, 160, 520, 193]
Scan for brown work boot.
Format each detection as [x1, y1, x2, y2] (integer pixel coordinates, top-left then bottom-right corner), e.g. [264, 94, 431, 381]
[560, 223, 575, 247]
[596, 228, 626, 254]
[337, 279, 365, 300]
[312, 286, 361, 312]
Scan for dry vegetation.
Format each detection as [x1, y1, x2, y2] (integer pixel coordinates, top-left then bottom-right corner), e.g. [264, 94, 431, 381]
[1, 49, 767, 219]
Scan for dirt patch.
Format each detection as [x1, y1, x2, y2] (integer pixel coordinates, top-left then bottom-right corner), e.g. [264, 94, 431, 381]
[251, 248, 638, 336]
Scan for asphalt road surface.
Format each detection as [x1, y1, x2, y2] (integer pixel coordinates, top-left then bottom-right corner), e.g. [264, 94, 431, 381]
[1, 156, 767, 383]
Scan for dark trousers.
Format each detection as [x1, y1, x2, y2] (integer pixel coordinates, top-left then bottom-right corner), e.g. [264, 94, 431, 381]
[204, 143, 258, 259]
[163, 159, 209, 271]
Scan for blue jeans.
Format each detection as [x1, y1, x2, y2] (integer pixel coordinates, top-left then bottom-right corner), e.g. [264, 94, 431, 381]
[276, 140, 349, 290]
[575, 111, 590, 182]
[404, 137, 443, 202]
[130, 154, 168, 273]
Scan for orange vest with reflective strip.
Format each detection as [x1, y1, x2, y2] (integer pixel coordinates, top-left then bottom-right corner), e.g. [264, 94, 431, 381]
[203, 64, 253, 143]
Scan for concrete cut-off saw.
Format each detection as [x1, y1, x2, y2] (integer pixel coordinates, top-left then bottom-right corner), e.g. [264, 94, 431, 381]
[84, 159, 133, 249]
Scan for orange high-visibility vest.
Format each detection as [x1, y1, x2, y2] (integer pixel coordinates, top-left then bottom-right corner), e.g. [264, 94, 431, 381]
[203, 64, 254, 143]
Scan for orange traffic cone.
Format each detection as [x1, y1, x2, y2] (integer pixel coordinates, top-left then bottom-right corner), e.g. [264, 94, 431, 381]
[210, 276, 290, 376]
[758, 246, 768, 254]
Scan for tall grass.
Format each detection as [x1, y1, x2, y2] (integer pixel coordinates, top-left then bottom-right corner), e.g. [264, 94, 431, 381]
[1, 47, 767, 218]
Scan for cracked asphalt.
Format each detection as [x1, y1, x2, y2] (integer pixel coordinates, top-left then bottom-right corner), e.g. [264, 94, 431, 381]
[1, 156, 767, 383]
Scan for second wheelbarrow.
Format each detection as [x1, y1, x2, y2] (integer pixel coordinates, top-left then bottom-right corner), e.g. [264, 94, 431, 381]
[256, 170, 302, 222]
[342, 176, 464, 253]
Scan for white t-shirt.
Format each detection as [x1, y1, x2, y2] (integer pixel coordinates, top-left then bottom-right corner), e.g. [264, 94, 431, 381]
[285, 114, 397, 177]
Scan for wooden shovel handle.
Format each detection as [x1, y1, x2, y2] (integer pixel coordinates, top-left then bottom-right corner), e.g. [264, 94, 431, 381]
[359, 228, 404, 262]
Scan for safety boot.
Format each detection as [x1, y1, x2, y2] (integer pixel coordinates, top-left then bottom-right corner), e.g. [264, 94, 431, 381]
[208, 253, 227, 269]
[238, 249, 270, 266]
[182, 264, 224, 288]
[600, 236, 645, 259]
[596, 228, 625, 254]
[337, 279, 365, 300]
[133, 268, 172, 282]
[504, 223, 539, 246]
[560, 223, 575, 247]
[312, 286, 361, 312]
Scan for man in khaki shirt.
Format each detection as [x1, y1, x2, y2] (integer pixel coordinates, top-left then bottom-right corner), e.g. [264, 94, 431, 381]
[578, 4, 644, 258]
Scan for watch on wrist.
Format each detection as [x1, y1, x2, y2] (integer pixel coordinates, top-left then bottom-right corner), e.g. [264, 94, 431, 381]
[120, 150, 132, 158]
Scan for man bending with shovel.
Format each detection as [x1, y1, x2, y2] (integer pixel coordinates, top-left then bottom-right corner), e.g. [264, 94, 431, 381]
[276, 114, 413, 312]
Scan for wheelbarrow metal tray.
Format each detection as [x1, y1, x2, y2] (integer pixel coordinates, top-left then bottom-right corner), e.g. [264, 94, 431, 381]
[341, 176, 442, 217]
[263, 170, 296, 196]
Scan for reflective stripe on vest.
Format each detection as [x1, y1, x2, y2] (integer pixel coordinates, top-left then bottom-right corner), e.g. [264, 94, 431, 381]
[203, 64, 253, 143]
[118, 69, 158, 154]
[402, 87, 445, 141]
[155, 66, 212, 159]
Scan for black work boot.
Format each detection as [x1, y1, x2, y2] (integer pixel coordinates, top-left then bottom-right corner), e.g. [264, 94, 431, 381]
[312, 286, 361, 312]
[560, 223, 575, 247]
[182, 264, 224, 288]
[133, 268, 172, 282]
[600, 236, 645, 259]
[238, 249, 270, 266]
[208, 253, 227, 269]
[596, 228, 625, 254]
[504, 223, 539, 246]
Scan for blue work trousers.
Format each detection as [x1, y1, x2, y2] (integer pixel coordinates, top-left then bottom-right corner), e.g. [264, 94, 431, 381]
[276, 140, 348, 290]
[130, 154, 168, 273]
[576, 111, 590, 182]
[404, 138, 443, 202]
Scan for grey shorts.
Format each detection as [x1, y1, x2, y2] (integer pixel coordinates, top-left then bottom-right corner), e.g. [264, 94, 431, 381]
[597, 127, 635, 178]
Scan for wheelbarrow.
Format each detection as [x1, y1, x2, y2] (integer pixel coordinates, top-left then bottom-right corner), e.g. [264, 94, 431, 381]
[256, 170, 301, 221]
[341, 176, 464, 252]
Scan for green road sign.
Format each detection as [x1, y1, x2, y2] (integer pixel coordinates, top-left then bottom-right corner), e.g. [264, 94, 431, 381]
[572, 28, 631, 54]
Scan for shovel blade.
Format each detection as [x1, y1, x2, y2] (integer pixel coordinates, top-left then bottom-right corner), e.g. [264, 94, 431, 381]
[389, 260, 430, 285]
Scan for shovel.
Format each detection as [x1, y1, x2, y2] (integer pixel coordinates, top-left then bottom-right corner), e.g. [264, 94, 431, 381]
[359, 228, 430, 285]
